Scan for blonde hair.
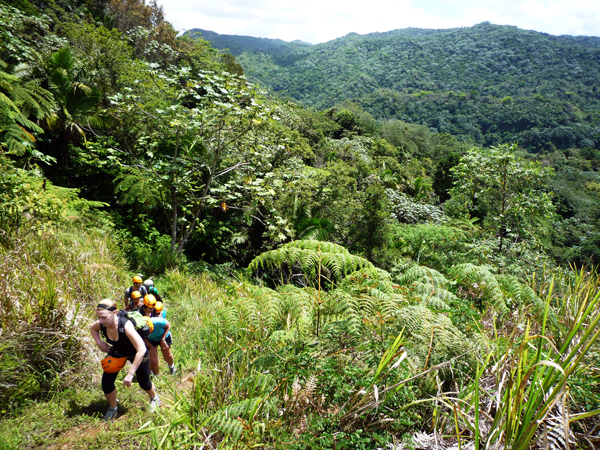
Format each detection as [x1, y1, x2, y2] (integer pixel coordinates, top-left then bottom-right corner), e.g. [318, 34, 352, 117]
[97, 299, 117, 310]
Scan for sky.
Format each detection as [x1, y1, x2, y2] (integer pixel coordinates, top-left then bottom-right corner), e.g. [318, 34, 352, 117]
[162, 0, 600, 44]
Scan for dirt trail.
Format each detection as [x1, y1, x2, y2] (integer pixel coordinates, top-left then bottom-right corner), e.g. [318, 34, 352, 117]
[32, 371, 197, 450]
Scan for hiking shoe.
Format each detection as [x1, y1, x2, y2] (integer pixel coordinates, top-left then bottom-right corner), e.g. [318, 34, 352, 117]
[103, 406, 118, 421]
[169, 365, 177, 376]
[149, 396, 160, 413]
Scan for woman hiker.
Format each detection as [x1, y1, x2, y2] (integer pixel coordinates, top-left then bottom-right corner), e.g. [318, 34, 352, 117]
[90, 299, 160, 421]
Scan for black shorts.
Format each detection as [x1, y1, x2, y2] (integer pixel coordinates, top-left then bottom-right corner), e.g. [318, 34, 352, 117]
[148, 334, 172, 348]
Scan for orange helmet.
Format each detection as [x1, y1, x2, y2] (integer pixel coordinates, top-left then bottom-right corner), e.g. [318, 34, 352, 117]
[143, 294, 157, 308]
[131, 290, 142, 299]
[144, 316, 154, 332]
[133, 276, 143, 283]
[155, 301, 164, 314]
[101, 356, 127, 373]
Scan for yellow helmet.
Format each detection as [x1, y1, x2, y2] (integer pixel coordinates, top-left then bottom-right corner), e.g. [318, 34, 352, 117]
[133, 276, 143, 283]
[144, 316, 154, 333]
[143, 294, 157, 308]
[131, 290, 142, 299]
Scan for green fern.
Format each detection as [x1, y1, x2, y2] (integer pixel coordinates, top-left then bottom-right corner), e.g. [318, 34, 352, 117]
[396, 305, 478, 371]
[248, 240, 375, 286]
[393, 264, 458, 310]
[114, 170, 160, 206]
[496, 274, 557, 325]
[0, 60, 53, 156]
[449, 263, 509, 314]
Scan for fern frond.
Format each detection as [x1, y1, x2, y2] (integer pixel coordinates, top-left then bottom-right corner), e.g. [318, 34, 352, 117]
[114, 171, 159, 206]
[285, 240, 350, 255]
[397, 305, 479, 370]
[450, 263, 508, 314]
[395, 265, 449, 289]
[248, 240, 374, 287]
[496, 274, 557, 325]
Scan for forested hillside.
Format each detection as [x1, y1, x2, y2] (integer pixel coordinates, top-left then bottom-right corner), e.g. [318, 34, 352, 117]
[232, 22, 600, 151]
[187, 28, 310, 56]
[1, 1, 600, 448]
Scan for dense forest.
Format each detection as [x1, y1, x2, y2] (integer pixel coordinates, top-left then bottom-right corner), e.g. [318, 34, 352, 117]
[1, 0, 600, 448]
[186, 28, 310, 57]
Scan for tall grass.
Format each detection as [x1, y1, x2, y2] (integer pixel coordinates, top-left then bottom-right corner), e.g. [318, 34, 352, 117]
[447, 269, 600, 449]
[0, 226, 129, 411]
[135, 268, 479, 448]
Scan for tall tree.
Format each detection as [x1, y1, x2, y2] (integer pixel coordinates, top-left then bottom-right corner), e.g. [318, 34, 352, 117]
[44, 47, 107, 179]
[114, 64, 272, 253]
[446, 143, 554, 252]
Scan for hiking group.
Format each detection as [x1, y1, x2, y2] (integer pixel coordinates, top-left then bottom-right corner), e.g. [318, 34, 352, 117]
[90, 276, 177, 421]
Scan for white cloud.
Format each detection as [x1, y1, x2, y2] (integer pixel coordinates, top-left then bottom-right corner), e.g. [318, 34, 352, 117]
[163, 0, 600, 43]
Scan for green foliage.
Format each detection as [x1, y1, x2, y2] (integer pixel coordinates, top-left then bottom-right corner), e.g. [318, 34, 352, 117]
[0, 60, 54, 157]
[447, 143, 555, 253]
[44, 47, 106, 139]
[0, 4, 66, 64]
[249, 240, 376, 287]
[453, 271, 600, 450]
[0, 157, 63, 241]
[391, 223, 468, 271]
[58, 22, 134, 99]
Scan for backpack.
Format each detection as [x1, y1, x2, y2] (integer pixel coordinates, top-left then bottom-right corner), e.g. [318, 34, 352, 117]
[117, 310, 154, 340]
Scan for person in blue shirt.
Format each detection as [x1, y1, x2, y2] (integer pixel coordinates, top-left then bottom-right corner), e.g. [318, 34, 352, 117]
[143, 301, 176, 376]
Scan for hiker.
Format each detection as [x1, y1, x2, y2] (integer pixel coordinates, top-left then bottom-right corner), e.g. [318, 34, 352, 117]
[144, 300, 176, 376]
[91, 299, 159, 421]
[141, 294, 157, 318]
[143, 278, 163, 303]
[155, 299, 167, 319]
[124, 276, 148, 310]
[127, 290, 143, 313]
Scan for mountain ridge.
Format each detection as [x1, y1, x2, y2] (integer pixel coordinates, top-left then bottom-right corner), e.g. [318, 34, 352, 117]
[186, 28, 312, 56]
[190, 22, 600, 152]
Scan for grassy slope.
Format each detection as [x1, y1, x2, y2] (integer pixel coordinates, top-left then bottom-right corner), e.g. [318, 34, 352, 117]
[2, 232, 600, 449]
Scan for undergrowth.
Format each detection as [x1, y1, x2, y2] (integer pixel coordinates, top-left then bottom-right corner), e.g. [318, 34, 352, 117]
[0, 225, 128, 413]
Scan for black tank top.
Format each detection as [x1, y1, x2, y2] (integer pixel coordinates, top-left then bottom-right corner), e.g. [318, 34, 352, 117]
[100, 324, 143, 358]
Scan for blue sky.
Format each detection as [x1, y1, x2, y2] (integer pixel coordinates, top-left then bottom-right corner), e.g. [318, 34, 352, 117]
[162, 0, 600, 44]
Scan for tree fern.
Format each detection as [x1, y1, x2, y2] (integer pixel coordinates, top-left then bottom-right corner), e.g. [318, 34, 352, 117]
[396, 305, 479, 371]
[0, 60, 53, 156]
[449, 263, 509, 314]
[393, 264, 458, 310]
[496, 274, 557, 326]
[248, 240, 375, 287]
[114, 170, 160, 206]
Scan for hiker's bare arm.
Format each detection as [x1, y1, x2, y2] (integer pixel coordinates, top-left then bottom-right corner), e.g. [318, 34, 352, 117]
[123, 321, 146, 387]
[161, 321, 170, 342]
[90, 322, 111, 353]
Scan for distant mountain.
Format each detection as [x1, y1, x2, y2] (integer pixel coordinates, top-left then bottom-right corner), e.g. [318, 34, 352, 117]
[233, 22, 600, 110]
[218, 22, 600, 151]
[188, 23, 600, 151]
[186, 28, 312, 56]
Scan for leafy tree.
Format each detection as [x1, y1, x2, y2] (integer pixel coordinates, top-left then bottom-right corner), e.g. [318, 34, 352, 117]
[446, 143, 555, 252]
[0, 60, 54, 158]
[58, 22, 134, 100]
[113, 64, 272, 254]
[42, 47, 107, 180]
